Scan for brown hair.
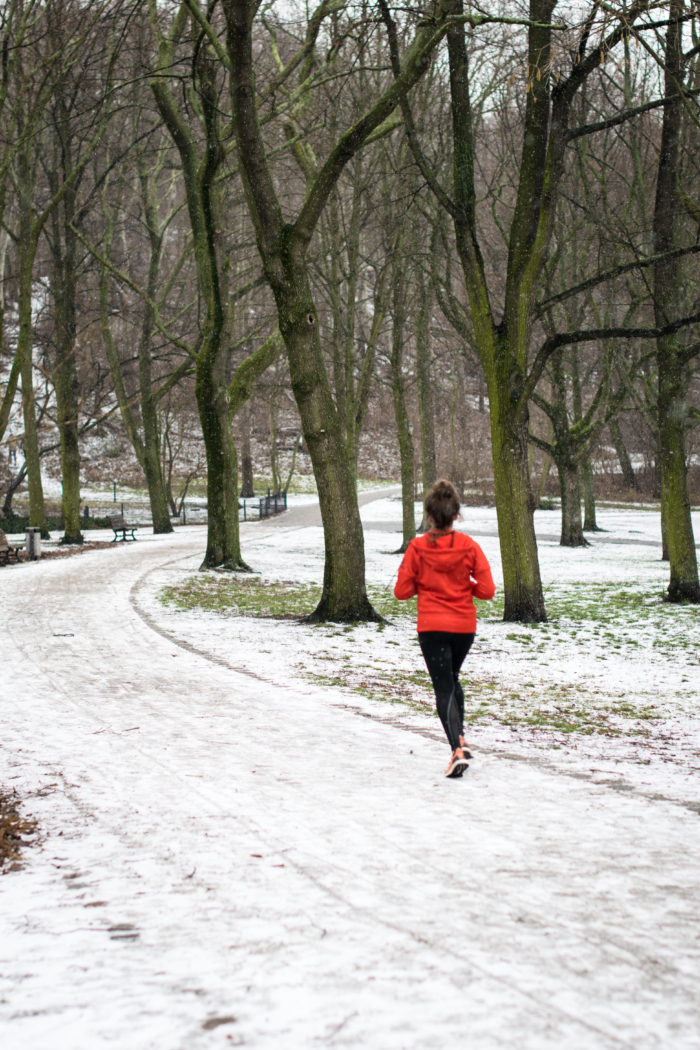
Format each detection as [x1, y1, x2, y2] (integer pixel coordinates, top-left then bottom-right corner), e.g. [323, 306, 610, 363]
[425, 479, 460, 530]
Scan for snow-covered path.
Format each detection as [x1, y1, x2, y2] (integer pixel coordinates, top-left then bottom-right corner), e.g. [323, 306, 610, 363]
[2, 527, 700, 1049]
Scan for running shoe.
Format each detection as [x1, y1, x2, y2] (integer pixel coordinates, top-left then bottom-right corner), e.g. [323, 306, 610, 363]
[445, 753, 469, 778]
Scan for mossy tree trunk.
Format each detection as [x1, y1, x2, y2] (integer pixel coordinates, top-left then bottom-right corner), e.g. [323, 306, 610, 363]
[559, 462, 586, 547]
[416, 266, 436, 531]
[389, 0, 649, 619]
[224, 0, 449, 618]
[261, 249, 377, 619]
[551, 349, 585, 547]
[389, 226, 416, 554]
[135, 146, 175, 535]
[0, 211, 21, 447]
[16, 144, 46, 535]
[239, 400, 255, 497]
[571, 345, 600, 532]
[652, 0, 699, 602]
[48, 106, 83, 545]
[446, 3, 554, 618]
[581, 461, 599, 532]
[149, 7, 282, 572]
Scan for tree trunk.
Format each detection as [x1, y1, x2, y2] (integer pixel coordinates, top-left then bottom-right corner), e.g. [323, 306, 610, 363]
[390, 251, 416, 554]
[490, 388, 547, 620]
[269, 259, 378, 621]
[658, 353, 696, 591]
[142, 401, 174, 535]
[442, 7, 549, 622]
[55, 353, 83, 543]
[0, 352, 21, 447]
[269, 391, 281, 493]
[609, 418, 638, 491]
[150, 29, 268, 572]
[661, 497, 670, 562]
[138, 159, 174, 536]
[224, 0, 446, 620]
[17, 150, 45, 535]
[570, 346, 599, 532]
[652, 0, 699, 602]
[558, 459, 587, 547]
[581, 459, 600, 531]
[416, 269, 436, 531]
[48, 162, 83, 545]
[196, 331, 248, 570]
[239, 400, 255, 497]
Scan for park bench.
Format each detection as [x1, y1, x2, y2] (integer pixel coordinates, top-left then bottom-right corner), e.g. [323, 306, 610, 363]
[0, 528, 24, 565]
[108, 515, 139, 542]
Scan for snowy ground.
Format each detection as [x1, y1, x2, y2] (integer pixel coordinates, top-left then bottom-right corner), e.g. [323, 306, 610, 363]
[2, 496, 700, 1049]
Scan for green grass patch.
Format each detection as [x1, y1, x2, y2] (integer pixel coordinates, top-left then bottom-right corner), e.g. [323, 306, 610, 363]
[159, 575, 418, 621]
[159, 575, 322, 619]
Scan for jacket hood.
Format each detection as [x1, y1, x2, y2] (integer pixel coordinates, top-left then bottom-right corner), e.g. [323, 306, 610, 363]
[412, 531, 473, 573]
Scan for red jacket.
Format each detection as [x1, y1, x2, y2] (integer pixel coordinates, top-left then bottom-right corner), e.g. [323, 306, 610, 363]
[394, 530, 496, 633]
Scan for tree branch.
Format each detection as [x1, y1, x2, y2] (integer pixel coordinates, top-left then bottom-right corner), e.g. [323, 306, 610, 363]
[519, 312, 700, 420]
[537, 244, 700, 313]
[227, 328, 283, 419]
[568, 89, 699, 140]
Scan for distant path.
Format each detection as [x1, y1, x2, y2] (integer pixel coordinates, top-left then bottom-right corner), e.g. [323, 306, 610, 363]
[2, 527, 700, 1046]
[260, 484, 402, 529]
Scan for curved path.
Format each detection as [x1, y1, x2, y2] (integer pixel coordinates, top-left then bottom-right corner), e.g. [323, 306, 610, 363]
[2, 523, 700, 1049]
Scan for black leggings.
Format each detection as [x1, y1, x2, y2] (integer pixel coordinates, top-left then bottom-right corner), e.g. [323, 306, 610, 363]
[418, 632, 475, 751]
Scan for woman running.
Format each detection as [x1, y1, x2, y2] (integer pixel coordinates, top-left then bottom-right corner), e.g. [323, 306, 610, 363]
[394, 479, 496, 778]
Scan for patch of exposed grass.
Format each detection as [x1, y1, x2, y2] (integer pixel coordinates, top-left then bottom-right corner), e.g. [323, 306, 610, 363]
[301, 663, 661, 738]
[159, 576, 418, 621]
[159, 575, 322, 619]
[301, 667, 434, 714]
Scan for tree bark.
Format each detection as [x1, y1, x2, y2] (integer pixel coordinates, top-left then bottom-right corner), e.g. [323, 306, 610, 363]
[491, 394, 547, 618]
[224, 0, 445, 619]
[416, 267, 436, 531]
[137, 150, 175, 535]
[48, 132, 83, 545]
[652, 0, 699, 602]
[559, 461, 587, 547]
[17, 145, 46, 535]
[239, 400, 255, 497]
[581, 459, 599, 531]
[149, 12, 268, 571]
[443, 3, 551, 620]
[570, 344, 599, 532]
[265, 253, 378, 620]
[389, 242, 416, 554]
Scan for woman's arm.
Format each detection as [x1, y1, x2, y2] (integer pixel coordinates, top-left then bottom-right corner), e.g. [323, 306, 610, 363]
[394, 543, 419, 600]
[470, 542, 496, 600]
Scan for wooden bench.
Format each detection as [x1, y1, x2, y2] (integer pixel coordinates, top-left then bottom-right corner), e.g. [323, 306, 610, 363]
[108, 515, 139, 542]
[0, 528, 24, 565]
